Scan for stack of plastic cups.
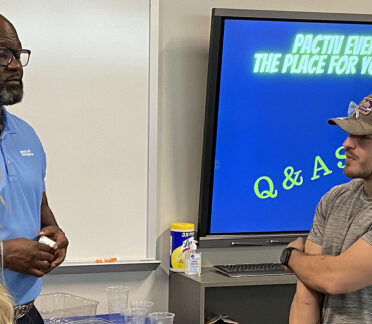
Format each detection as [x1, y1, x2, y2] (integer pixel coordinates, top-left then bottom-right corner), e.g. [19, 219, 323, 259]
[122, 307, 147, 324]
[106, 286, 129, 323]
[130, 301, 154, 324]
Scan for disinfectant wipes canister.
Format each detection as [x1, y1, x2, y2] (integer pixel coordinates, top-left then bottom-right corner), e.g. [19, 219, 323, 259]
[170, 223, 194, 272]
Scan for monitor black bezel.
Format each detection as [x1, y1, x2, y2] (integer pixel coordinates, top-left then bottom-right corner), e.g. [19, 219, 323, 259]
[197, 8, 372, 248]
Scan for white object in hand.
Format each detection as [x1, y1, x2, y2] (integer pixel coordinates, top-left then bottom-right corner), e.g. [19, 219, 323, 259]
[39, 235, 56, 248]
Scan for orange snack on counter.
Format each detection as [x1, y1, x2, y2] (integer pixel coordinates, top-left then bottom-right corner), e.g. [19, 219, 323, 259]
[104, 257, 118, 263]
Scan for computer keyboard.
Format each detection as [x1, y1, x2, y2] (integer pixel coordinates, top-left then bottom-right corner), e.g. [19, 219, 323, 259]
[214, 263, 288, 277]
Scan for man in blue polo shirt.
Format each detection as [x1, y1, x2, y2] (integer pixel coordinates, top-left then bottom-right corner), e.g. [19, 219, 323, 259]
[0, 14, 69, 323]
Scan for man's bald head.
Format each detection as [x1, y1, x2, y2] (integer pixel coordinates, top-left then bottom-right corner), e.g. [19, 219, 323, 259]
[0, 15, 21, 51]
[0, 14, 17, 28]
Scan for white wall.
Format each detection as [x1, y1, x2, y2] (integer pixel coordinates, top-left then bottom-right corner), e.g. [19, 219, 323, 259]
[42, 0, 372, 315]
[2, 0, 150, 261]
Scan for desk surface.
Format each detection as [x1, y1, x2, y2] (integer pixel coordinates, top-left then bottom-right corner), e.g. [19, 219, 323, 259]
[174, 267, 297, 287]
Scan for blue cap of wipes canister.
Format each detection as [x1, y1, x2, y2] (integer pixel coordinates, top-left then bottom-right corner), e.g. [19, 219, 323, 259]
[170, 223, 194, 272]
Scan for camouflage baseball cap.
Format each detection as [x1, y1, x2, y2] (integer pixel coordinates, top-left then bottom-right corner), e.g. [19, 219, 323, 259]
[328, 94, 372, 135]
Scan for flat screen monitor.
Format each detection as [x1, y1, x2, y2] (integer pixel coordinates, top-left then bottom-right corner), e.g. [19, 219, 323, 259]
[198, 8, 372, 248]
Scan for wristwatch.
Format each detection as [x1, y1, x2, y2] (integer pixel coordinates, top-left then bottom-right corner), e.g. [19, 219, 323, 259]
[280, 247, 297, 267]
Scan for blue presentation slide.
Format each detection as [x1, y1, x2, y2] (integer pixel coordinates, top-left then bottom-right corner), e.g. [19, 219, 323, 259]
[210, 19, 372, 234]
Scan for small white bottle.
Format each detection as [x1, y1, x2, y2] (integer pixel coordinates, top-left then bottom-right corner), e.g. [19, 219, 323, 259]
[184, 239, 201, 276]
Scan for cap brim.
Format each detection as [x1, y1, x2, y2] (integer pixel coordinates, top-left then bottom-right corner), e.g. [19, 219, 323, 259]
[328, 117, 372, 135]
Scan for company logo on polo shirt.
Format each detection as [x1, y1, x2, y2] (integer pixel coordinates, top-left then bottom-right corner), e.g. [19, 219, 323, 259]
[19, 149, 34, 157]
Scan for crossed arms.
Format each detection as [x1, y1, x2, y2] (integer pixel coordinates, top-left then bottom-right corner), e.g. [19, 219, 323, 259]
[289, 237, 372, 323]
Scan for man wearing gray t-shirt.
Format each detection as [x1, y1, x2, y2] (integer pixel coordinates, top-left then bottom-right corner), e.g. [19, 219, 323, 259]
[282, 94, 372, 324]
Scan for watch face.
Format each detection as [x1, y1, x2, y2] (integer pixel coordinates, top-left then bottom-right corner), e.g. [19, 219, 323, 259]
[280, 247, 293, 266]
[280, 249, 288, 265]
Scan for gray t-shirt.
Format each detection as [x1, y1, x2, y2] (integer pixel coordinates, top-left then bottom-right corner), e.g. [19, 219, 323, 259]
[308, 179, 372, 324]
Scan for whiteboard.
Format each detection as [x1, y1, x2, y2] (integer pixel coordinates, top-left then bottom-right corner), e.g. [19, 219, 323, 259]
[0, 0, 156, 261]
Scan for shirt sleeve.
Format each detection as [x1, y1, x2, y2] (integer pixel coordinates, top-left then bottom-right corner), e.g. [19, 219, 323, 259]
[40, 144, 47, 192]
[307, 188, 335, 246]
[362, 230, 372, 246]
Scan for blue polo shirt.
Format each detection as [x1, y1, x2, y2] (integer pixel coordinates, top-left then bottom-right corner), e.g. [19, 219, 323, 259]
[0, 107, 46, 305]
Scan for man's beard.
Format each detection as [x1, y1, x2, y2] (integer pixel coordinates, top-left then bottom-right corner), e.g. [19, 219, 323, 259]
[0, 80, 23, 106]
[344, 160, 372, 180]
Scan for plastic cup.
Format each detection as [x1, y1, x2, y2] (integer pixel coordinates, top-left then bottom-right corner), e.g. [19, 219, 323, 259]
[123, 307, 147, 324]
[106, 286, 129, 322]
[129, 301, 154, 316]
[148, 312, 175, 324]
